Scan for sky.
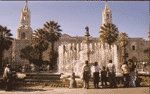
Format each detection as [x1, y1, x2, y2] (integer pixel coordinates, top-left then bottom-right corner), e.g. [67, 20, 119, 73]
[0, 1, 149, 40]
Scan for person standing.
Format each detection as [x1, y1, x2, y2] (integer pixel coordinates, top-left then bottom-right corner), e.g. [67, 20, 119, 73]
[101, 66, 107, 88]
[47, 64, 50, 72]
[121, 61, 130, 88]
[106, 60, 117, 88]
[82, 60, 91, 89]
[22, 65, 26, 72]
[3, 64, 12, 91]
[91, 62, 100, 88]
[30, 63, 35, 72]
[128, 59, 136, 87]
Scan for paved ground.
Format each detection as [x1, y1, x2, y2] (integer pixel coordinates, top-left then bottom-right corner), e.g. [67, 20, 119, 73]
[0, 68, 149, 94]
[0, 87, 149, 94]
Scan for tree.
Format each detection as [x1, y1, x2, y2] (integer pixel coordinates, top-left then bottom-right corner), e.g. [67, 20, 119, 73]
[31, 28, 49, 66]
[0, 25, 13, 70]
[117, 32, 129, 63]
[99, 23, 119, 49]
[20, 45, 40, 64]
[43, 21, 62, 69]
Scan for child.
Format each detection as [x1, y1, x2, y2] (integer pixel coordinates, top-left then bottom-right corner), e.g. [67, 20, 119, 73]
[101, 66, 107, 87]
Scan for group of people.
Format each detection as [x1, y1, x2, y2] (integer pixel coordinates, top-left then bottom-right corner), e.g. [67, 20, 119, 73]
[82, 60, 117, 89]
[82, 59, 138, 89]
[121, 59, 137, 87]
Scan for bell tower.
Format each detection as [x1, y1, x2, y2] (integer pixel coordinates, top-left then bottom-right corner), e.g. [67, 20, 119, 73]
[16, 0, 32, 40]
[99, 2, 113, 43]
[20, 0, 31, 27]
[102, 2, 112, 25]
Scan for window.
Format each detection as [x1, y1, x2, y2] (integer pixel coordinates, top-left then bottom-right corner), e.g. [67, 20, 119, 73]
[24, 16, 26, 20]
[132, 45, 135, 50]
[93, 44, 95, 50]
[21, 32, 25, 39]
[106, 14, 109, 19]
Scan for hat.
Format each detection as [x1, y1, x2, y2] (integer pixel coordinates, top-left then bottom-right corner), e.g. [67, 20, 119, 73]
[85, 60, 88, 64]
[6, 64, 10, 67]
[94, 62, 98, 66]
[109, 60, 112, 63]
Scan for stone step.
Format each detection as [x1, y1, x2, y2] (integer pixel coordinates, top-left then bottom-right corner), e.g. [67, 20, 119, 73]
[25, 72, 61, 80]
[26, 76, 60, 79]
[24, 79, 60, 82]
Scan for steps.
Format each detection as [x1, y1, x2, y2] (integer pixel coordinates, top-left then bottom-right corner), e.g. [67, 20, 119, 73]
[25, 72, 61, 80]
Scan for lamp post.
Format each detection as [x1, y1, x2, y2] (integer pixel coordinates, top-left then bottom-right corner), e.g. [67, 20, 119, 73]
[85, 26, 90, 62]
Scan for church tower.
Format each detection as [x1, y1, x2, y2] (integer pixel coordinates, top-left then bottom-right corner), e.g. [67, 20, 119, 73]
[102, 2, 112, 25]
[16, 0, 32, 40]
[99, 2, 113, 43]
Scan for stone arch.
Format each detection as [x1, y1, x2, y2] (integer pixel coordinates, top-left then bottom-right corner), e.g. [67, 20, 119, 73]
[131, 56, 137, 62]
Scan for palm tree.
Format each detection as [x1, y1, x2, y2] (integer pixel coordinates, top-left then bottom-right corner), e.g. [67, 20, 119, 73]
[117, 32, 129, 63]
[31, 28, 49, 67]
[0, 25, 13, 70]
[99, 23, 119, 49]
[43, 21, 62, 69]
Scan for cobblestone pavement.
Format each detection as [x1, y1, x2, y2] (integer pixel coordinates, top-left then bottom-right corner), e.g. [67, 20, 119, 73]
[0, 87, 149, 94]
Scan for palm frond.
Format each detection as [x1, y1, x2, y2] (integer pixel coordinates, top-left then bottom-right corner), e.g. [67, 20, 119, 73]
[99, 23, 119, 49]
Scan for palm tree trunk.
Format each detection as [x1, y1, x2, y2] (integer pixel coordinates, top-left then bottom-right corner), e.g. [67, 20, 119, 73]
[51, 42, 54, 53]
[38, 52, 43, 72]
[39, 51, 43, 64]
[122, 46, 126, 63]
[109, 44, 112, 60]
[50, 42, 54, 70]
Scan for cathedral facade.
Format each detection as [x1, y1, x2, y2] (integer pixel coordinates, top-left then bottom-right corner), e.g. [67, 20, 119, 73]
[57, 2, 149, 75]
[3, 2, 149, 73]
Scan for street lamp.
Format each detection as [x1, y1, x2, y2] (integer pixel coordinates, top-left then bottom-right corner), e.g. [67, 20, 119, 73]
[85, 26, 90, 61]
